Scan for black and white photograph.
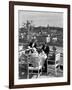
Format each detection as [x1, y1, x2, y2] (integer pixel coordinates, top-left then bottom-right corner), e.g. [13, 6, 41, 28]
[18, 10, 63, 79]
[9, 1, 70, 88]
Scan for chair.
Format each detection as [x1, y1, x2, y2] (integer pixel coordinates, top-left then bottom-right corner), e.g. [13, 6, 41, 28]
[47, 52, 60, 76]
[27, 55, 44, 79]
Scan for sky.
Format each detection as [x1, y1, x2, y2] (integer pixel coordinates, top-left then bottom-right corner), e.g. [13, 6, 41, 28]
[18, 10, 63, 28]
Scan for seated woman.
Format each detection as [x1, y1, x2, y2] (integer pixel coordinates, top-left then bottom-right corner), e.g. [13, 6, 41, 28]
[31, 48, 47, 68]
[28, 39, 37, 48]
[28, 41, 33, 49]
[27, 39, 37, 55]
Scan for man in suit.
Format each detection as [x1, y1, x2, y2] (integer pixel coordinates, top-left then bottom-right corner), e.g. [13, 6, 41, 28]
[42, 43, 49, 72]
[42, 43, 49, 57]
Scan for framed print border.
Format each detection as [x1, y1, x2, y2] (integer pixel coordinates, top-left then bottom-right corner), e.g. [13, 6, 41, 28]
[9, 1, 70, 89]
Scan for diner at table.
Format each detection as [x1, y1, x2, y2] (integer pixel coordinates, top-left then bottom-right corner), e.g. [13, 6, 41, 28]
[19, 37, 62, 78]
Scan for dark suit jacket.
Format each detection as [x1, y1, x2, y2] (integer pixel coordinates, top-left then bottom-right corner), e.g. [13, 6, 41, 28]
[44, 46, 49, 55]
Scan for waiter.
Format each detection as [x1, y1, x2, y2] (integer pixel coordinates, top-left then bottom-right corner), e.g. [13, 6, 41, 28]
[46, 34, 50, 43]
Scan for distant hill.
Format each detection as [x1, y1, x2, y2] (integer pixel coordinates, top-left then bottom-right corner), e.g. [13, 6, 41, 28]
[19, 26, 63, 33]
[19, 26, 63, 46]
[32, 26, 63, 34]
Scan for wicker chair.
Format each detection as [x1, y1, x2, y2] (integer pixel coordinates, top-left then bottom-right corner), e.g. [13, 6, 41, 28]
[27, 53, 46, 79]
[47, 52, 60, 76]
